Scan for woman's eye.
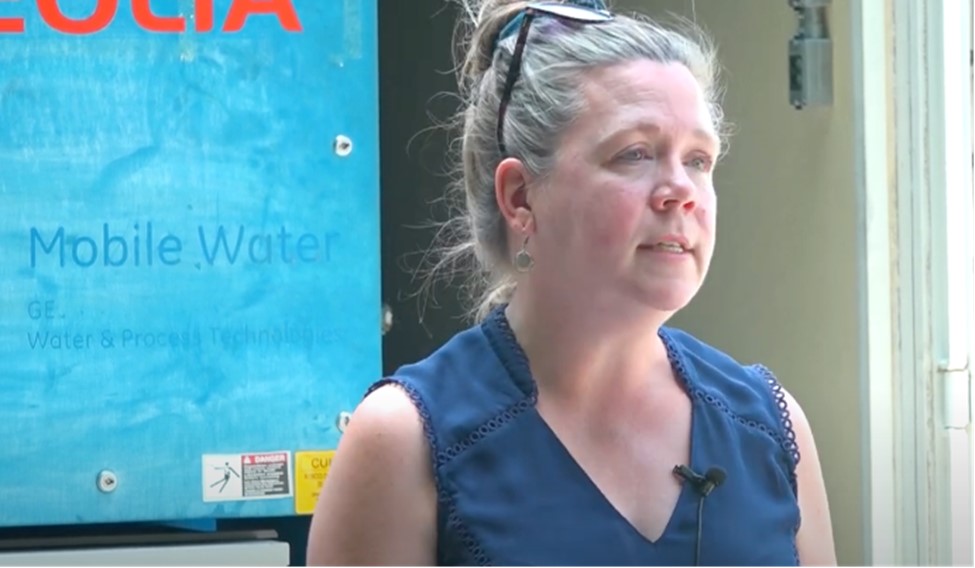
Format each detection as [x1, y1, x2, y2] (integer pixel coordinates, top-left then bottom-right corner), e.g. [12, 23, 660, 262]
[687, 156, 712, 172]
[618, 147, 652, 162]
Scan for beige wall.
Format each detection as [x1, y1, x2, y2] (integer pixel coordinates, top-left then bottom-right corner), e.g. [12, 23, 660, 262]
[616, 0, 865, 565]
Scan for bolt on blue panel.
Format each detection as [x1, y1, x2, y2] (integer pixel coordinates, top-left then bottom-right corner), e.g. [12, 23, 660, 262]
[0, 0, 381, 527]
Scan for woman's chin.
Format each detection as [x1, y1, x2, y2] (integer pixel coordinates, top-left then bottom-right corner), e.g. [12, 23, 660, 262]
[632, 281, 701, 314]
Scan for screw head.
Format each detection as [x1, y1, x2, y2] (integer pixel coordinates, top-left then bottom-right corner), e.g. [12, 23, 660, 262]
[97, 470, 118, 493]
[334, 135, 353, 157]
[381, 303, 394, 335]
[337, 412, 352, 433]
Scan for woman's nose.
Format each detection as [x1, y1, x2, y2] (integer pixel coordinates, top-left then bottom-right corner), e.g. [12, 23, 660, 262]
[649, 161, 697, 213]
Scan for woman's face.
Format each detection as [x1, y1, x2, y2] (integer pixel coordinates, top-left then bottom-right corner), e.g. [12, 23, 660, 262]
[528, 59, 721, 315]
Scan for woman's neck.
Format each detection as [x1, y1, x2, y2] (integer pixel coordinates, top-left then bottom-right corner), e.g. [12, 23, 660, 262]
[504, 285, 674, 407]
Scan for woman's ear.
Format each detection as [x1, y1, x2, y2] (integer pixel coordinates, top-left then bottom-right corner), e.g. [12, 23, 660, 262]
[494, 157, 534, 233]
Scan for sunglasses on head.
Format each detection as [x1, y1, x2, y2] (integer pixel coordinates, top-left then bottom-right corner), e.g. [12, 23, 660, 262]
[495, 1, 614, 157]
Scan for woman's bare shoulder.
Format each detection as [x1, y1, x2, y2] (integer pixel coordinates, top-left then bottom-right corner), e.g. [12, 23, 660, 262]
[306, 383, 437, 566]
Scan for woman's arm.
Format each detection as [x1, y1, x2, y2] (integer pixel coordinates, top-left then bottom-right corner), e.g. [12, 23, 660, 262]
[782, 387, 838, 566]
[306, 385, 437, 566]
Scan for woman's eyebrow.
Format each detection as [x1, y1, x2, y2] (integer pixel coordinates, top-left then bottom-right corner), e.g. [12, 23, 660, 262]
[596, 120, 719, 152]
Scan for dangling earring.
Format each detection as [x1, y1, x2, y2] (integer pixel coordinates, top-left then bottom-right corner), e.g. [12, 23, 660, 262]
[514, 234, 534, 273]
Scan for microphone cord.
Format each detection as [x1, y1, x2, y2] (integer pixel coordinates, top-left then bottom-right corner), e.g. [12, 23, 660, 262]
[694, 494, 705, 566]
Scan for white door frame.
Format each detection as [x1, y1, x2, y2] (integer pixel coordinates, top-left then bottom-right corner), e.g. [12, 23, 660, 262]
[852, 0, 974, 564]
[850, 0, 896, 563]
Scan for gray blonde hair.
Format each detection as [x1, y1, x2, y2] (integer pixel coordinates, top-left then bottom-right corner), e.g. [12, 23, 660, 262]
[426, 0, 727, 322]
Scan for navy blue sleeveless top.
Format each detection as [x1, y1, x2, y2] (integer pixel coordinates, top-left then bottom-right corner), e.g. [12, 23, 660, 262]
[368, 307, 801, 566]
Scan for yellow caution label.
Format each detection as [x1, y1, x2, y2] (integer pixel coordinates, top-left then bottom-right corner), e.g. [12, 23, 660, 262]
[294, 450, 335, 515]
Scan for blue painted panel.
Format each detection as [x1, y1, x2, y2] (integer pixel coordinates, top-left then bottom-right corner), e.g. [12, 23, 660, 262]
[0, 0, 380, 527]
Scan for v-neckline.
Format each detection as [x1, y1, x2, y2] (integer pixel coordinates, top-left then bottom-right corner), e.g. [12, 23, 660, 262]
[533, 407, 698, 546]
[483, 307, 700, 546]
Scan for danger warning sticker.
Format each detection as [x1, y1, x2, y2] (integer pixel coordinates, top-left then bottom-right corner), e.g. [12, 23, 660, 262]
[202, 451, 293, 502]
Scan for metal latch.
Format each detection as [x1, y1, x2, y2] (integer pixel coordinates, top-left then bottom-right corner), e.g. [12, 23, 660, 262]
[788, 0, 834, 109]
[938, 358, 972, 429]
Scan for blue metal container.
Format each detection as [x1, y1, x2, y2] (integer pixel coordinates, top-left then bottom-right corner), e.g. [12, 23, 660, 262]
[0, 0, 381, 527]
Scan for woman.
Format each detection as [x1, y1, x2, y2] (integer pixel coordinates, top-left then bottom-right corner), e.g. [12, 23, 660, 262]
[307, 0, 837, 565]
